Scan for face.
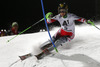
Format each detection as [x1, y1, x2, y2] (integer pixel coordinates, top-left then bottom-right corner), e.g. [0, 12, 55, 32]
[12, 25, 18, 31]
[59, 9, 67, 17]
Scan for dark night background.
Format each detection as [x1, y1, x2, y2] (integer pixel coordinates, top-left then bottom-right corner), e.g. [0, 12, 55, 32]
[0, 0, 100, 33]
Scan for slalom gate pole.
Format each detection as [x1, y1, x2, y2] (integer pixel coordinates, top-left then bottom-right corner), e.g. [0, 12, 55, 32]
[40, 0, 58, 52]
[7, 18, 44, 43]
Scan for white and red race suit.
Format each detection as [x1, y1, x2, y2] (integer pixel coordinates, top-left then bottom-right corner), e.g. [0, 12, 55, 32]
[47, 13, 87, 42]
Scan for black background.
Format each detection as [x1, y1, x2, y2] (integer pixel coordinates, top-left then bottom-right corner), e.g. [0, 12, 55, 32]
[0, 0, 99, 33]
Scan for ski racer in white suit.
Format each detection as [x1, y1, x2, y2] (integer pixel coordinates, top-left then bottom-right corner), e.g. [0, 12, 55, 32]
[35, 3, 94, 59]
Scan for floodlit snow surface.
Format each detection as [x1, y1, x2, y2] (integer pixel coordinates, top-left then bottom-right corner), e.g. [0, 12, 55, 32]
[0, 24, 100, 67]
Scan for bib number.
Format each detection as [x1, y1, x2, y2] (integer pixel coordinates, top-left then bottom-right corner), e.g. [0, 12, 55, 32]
[63, 20, 69, 30]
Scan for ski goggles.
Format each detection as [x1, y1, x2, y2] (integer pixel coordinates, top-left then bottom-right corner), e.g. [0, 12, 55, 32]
[59, 9, 68, 13]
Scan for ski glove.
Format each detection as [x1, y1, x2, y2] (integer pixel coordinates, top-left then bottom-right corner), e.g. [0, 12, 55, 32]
[86, 20, 95, 26]
[46, 12, 53, 19]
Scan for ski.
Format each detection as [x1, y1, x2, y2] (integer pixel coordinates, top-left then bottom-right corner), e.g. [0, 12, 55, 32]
[9, 53, 38, 67]
[19, 53, 32, 61]
[9, 59, 20, 67]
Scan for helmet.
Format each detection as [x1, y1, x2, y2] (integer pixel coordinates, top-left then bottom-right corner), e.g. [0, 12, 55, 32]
[12, 22, 18, 27]
[58, 3, 68, 13]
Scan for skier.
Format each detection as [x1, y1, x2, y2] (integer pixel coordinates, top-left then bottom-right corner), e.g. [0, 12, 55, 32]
[7, 22, 19, 35]
[19, 3, 94, 60]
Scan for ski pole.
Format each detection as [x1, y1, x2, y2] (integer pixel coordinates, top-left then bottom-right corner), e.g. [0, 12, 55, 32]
[87, 20, 100, 30]
[7, 18, 44, 43]
[41, 0, 58, 52]
[94, 25, 100, 30]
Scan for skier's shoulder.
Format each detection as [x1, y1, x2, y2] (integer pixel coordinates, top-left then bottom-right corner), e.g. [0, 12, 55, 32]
[67, 13, 77, 17]
[67, 13, 79, 19]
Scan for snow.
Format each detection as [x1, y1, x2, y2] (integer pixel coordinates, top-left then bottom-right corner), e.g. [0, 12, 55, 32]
[0, 23, 100, 67]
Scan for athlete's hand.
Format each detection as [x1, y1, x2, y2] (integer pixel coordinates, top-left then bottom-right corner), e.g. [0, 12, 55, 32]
[46, 12, 53, 19]
[86, 20, 95, 26]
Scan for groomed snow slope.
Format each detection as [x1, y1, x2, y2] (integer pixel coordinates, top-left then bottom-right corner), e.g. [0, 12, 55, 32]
[0, 24, 100, 67]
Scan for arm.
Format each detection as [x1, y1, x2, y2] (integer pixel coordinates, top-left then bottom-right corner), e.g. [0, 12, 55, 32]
[73, 14, 94, 25]
[76, 18, 87, 23]
[47, 17, 57, 23]
[70, 13, 87, 23]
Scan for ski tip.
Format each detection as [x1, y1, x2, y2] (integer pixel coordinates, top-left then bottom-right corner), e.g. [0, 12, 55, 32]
[19, 53, 32, 61]
[19, 56, 26, 61]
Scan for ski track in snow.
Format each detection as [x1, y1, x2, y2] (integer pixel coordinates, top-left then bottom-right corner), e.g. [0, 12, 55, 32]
[0, 24, 100, 67]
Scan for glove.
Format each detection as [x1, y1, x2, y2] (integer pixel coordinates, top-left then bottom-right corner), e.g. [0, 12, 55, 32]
[86, 20, 95, 26]
[46, 12, 53, 19]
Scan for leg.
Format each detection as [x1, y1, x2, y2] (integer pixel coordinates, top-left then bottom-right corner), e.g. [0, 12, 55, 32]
[39, 28, 63, 51]
[35, 29, 73, 59]
[35, 36, 69, 59]
[40, 36, 56, 50]
[35, 37, 56, 59]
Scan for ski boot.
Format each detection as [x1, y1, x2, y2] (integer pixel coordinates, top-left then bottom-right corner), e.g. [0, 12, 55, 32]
[40, 36, 56, 50]
[35, 48, 50, 59]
